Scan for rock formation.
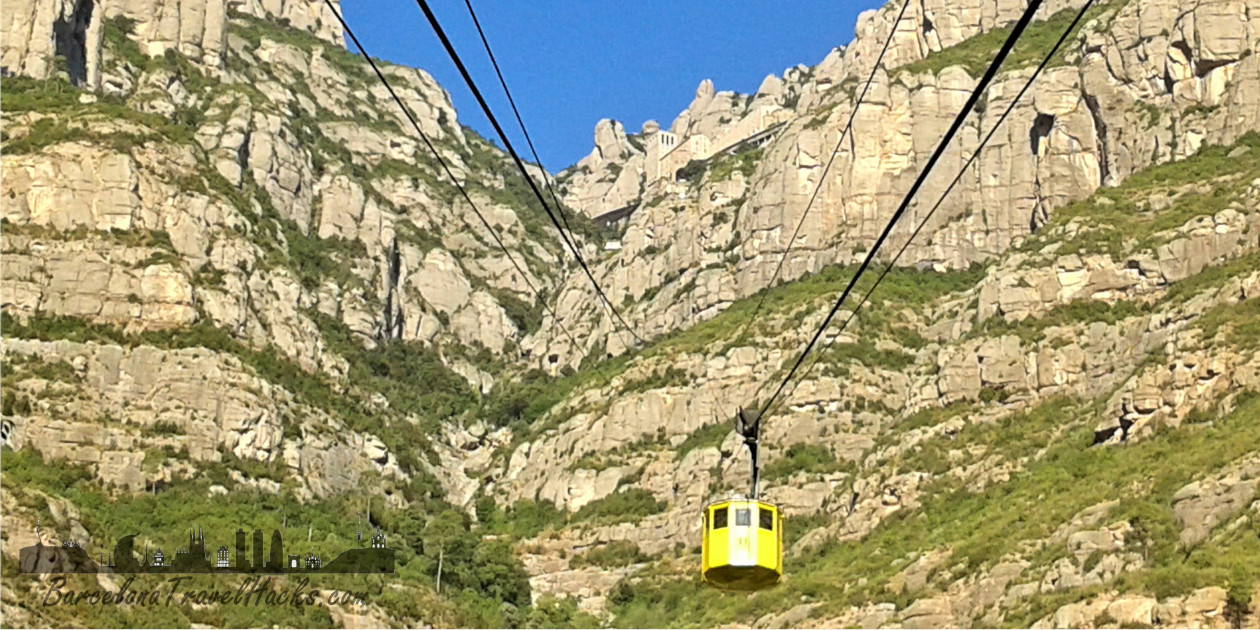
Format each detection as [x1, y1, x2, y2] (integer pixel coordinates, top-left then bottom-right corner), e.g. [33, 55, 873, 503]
[3, 0, 1260, 627]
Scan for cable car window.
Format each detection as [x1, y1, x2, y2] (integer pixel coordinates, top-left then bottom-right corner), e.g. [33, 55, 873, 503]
[759, 508, 774, 531]
[713, 507, 728, 529]
[736, 508, 751, 527]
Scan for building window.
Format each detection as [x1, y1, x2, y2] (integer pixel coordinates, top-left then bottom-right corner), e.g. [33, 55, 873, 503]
[736, 508, 751, 527]
[712, 507, 728, 530]
[759, 508, 774, 531]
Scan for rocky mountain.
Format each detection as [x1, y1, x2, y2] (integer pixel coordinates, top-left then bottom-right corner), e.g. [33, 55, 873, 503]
[3, 0, 1259, 628]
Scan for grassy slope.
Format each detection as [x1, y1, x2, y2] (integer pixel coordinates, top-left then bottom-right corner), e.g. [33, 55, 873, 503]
[895, 1, 1126, 78]
[608, 394, 1259, 628]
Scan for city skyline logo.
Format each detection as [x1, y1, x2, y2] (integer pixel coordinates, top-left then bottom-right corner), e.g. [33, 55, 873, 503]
[19, 512, 394, 575]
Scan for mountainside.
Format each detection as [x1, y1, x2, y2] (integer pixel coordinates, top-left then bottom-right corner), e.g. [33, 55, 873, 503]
[3, 0, 1260, 628]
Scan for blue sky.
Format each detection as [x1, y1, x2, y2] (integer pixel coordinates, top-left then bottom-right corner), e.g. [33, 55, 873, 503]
[341, 1, 883, 171]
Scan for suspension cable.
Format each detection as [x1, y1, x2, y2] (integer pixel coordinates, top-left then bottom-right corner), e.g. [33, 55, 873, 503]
[735, 0, 912, 345]
[322, 0, 587, 358]
[412, 0, 646, 346]
[459, 0, 576, 244]
[765, 0, 1098, 419]
[751, 0, 1046, 421]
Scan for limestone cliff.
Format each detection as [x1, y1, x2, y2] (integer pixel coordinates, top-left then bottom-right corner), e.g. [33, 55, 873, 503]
[2, 0, 580, 550]
[3, 0, 1260, 628]
[547, 0, 1260, 368]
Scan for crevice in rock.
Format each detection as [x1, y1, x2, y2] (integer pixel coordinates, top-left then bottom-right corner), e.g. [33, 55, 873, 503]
[1082, 90, 1111, 185]
[1171, 39, 1194, 65]
[1194, 57, 1233, 79]
[1092, 426, 1119, 444]
[381, 239, 404, 341]
[1162, 68, 1176, 94]
[1028, 112, 1055, 232]
[237, 129, 252, 188]
[52, 0, 94, 86]
[0, 419, 13, 446]
[1029, 113, 1055, 156]
[1092, 417, 1134, 445]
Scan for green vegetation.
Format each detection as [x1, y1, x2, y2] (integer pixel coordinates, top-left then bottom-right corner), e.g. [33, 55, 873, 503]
[311, 313, 478, 423]
[493, 289, 545, 335]
[606, 393, 1260, 627]
[1021, 132, 1260, 260]
[1225, 565, 1255, 628]
[476, 497, 569, 540]
[463, 133, 605, 250]
[897, 1, 1123, 77]
[815, 338, 916, 374]
[1, 354, 83, 386]
[0, 447, 550, 628]
[970, 298, 1153, 344]
[482, 358, 622, 434]
[480, 486, 666, 536]
[201, 170, 370, 293]
[521, 597, 602, 629]
[1, 26, 215, 155]
[969, 135, 1260, 346]
[569, 540, 650, 569]
[675, 422, 732, 458]
[227, 10, 373, 89]
[0, 74, 83, 111]
[1195, 296, 1260, 351]
[490, 262, 988, 445]
[102, 16, 147, 70]
[762, 443, 847, 482]
[621, 366, 691, 394]
[676, 262, 984, 358]
[782, 512, 832, 550]
[1, 313, 470, 475]
[10, 8, 1260, 628]
[675, 148, 765, 185]
[1, 354, 85, 416]
[891, 398, 1073, 476]
[708, 148, 764, 182]
[1163, 249, 1260, 305]
[676, 159, 707, 182]
[571, 489, 666, 527]
[0, 101, 175, 155]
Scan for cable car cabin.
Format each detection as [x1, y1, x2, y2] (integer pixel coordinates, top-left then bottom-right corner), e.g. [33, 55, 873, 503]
[701, 499, 782, 591]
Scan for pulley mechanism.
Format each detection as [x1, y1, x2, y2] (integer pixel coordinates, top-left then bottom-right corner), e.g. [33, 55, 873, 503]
[736, 407, 762, 500]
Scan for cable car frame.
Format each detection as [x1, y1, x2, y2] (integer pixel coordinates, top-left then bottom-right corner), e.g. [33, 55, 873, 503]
[700, 408, 784, 591]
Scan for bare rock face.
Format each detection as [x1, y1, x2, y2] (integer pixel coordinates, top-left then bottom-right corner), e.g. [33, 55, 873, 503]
[541, 0, 1260, 370]
[108, 0, 230, 68]
[2, 0, 107, 86]
[2, 338, 405, 497]
[0, 0, 342, 88]
[1172, 454, 1260, 545]
[558, 119, 646, 219]
[231, 0, 345, 45]
[2, 5, 553, 380]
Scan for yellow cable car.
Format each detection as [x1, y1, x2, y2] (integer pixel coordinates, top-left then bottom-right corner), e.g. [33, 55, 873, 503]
[701, 498, 783, 591]
[700, 407, 783, 591]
